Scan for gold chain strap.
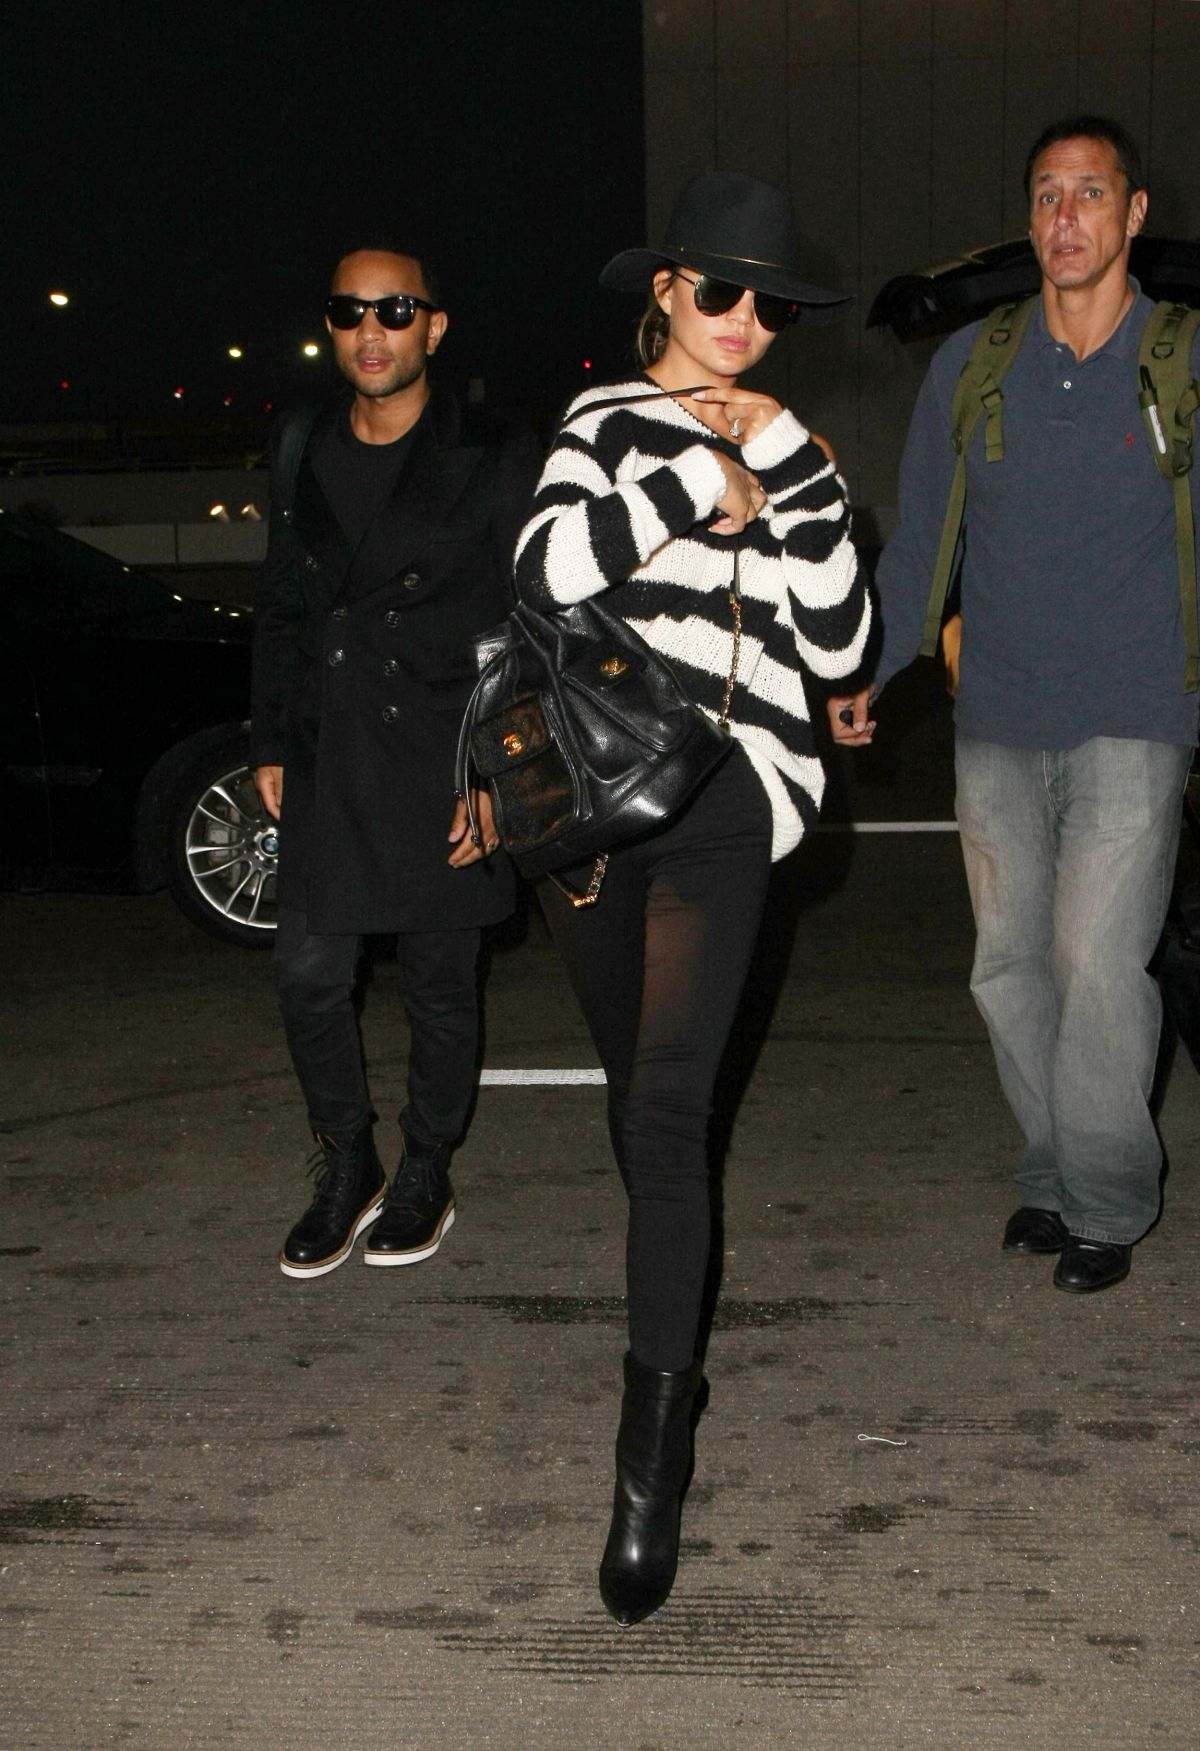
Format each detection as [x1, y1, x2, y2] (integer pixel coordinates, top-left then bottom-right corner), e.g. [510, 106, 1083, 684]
[719, 589, 742, 726]
[549, 854, 609, 908]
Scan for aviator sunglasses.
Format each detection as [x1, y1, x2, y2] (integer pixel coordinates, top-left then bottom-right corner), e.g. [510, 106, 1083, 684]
[325, 292, 439, 330]
[673, 271, 799, 333]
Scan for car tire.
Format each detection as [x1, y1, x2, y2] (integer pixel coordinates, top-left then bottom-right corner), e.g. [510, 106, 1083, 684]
[164, 728, 280, 948]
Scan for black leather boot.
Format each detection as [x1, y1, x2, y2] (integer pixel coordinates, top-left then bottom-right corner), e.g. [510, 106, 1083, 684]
[598, 1351, 703, 1627]
[362, 1138, 455, 1267]
[278, 1124, 386, 1279]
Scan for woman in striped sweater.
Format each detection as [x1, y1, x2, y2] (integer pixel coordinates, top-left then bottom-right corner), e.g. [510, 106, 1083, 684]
[514, 174, 872, 1625]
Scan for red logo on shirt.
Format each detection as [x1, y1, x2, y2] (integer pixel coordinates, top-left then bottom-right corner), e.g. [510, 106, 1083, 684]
[1125, 432, 1135, 447]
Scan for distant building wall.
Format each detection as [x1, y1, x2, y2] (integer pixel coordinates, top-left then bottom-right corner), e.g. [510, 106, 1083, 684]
[643, 0, 1200, 531]
[0, 469, 269, 527]
[63, 524, 268, 567]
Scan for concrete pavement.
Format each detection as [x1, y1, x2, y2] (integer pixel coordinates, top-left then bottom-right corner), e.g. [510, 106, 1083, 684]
[3, 829, 1199, 1748]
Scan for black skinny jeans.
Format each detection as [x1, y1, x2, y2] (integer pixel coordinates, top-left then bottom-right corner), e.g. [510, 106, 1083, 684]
[274, 908, 482, 1152]
[539, 747, 773, 1371]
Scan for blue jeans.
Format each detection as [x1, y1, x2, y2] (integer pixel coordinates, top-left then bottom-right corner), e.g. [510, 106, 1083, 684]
[955, 736, 1191, 1244]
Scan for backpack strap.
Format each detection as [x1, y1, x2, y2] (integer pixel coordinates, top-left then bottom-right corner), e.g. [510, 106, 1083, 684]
[1138, 302, 1200, 690]
[919, 297, 1039, 658]
[272, 404, 320, 528]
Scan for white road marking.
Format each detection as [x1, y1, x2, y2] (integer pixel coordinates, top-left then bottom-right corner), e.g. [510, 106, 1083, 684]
[817, 821, 958, 833]
[480, 1068, 607, 1085]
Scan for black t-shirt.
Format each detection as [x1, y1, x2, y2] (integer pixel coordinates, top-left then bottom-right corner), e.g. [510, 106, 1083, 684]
[309, 404, 419, 550]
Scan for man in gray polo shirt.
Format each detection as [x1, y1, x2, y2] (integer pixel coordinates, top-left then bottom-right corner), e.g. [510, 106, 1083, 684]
[831, 114, 1199, 1294]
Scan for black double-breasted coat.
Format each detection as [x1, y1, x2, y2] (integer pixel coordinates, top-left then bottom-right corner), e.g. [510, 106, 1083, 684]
[250, 391, 539, 934]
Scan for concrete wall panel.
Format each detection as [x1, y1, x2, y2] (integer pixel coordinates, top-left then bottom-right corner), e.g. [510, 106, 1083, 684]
[788, 0, 860, 67]
[1079, 0, 1153, 54]
[1004, 0, 1081, 56]
[1000, 59, 1081, 230]
[928, 59, 1007, 256]
[1155, 0, 1200, 51]
[643, 0, 716, 69]
[933, 0, 1005, 57]
[644, 0, 1200, 518]
[1148, 52, 1200, 235]
[860, 0, 933, 59]
[714, 0, 789, 182]
[1075, 55, 1153, 152]
[859, 60, 934, 276]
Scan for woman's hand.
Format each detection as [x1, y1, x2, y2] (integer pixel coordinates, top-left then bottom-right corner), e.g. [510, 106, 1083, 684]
[710, 450, 767, 535]
[691, 386, 783, 446]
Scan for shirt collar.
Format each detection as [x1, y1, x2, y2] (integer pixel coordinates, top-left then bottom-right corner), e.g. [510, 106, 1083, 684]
[1033, 275, 1146, 361]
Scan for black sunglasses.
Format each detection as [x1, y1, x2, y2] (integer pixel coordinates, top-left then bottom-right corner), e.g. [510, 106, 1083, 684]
[673, 271, 799, 333]
[325, 292, 439, 331]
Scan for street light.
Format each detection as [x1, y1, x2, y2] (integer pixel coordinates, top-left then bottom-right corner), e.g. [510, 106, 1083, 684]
[301, 341, 320, 358]
[227, 345, 244, 360]
[49, 291, 70, 307]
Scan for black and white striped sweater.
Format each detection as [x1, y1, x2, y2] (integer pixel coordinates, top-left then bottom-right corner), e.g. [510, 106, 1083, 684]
[514, 380, 872, 859]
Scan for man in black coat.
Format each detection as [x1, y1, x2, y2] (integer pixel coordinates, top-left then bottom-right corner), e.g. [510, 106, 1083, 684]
[251, 245, 537, 1280]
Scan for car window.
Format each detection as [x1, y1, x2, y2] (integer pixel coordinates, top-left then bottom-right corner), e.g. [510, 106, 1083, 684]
[0, 517, 189, 637]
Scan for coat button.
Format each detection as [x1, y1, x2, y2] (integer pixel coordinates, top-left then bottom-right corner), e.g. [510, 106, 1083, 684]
[328, 647, 345, 667]
[384, 608, 401, 628]
[383, 658, 399, 676]
[381, 704, 399, 724]
[401, 571, 421, 591]
[331, 604, 347, 620]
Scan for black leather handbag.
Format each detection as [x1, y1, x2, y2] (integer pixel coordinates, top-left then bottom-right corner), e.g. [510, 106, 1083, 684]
[455, 564, 741, 904]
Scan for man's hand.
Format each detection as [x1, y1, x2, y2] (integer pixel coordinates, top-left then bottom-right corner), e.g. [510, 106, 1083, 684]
[710, 450, 768, 535]
[448, 788, 500, 868]
[827, 689, 876, 746]
[255, 764, 283, 819]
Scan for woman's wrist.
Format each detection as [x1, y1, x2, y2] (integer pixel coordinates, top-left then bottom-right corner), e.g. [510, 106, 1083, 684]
[741, 407, 809, 472]
[672, 443, 730, 518]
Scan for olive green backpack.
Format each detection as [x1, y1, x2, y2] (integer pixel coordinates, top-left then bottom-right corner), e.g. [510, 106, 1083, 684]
[920, 298, 1200, 689]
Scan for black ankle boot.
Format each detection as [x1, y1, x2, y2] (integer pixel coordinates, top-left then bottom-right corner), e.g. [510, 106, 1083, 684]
[598, 1351, 703, 1627]
[279, 1124, 386, 1279]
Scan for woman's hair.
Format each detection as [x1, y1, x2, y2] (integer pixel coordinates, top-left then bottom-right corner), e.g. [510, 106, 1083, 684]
[634, 265, 676, 368]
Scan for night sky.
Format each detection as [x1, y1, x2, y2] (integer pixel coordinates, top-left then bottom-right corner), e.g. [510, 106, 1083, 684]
[4, 1, 645, 424]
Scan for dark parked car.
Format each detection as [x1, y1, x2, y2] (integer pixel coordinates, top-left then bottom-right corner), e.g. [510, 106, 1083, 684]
[1, 510, 278, 947]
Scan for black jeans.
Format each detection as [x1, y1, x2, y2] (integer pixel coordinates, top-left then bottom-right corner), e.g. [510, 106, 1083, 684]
[539, 747, 773, 1371]
[274, 908, 482, 1152]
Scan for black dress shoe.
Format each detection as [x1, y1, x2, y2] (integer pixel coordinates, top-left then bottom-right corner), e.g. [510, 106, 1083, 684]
[1053, 1238, 1132, 1294]
[1002, 1206, 1069, 1253]
[279, 1125, 386, 1279]
[362, 1140, 455, 1267]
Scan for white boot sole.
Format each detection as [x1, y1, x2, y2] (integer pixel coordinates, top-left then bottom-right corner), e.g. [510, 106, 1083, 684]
[278, 1194, 386, 1279]
[363, 1202, 455, 1267]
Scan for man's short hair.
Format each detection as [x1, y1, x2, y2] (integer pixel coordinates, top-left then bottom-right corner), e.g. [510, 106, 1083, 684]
[331, 246, 442, 308]
[1023, 115, 1146, 202]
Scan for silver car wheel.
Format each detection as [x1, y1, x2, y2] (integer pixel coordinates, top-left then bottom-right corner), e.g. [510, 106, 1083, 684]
[183, 762, 279, 932]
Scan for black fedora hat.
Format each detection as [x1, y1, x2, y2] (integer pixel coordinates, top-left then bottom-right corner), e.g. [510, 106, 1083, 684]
[599, 172, 849, 316]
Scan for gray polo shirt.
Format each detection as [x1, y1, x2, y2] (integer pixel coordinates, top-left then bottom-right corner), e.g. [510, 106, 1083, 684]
[873, 286, 1200, 749]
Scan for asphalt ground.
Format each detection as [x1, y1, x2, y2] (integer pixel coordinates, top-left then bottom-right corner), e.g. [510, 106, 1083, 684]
[5, 719, 1200, 1749]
